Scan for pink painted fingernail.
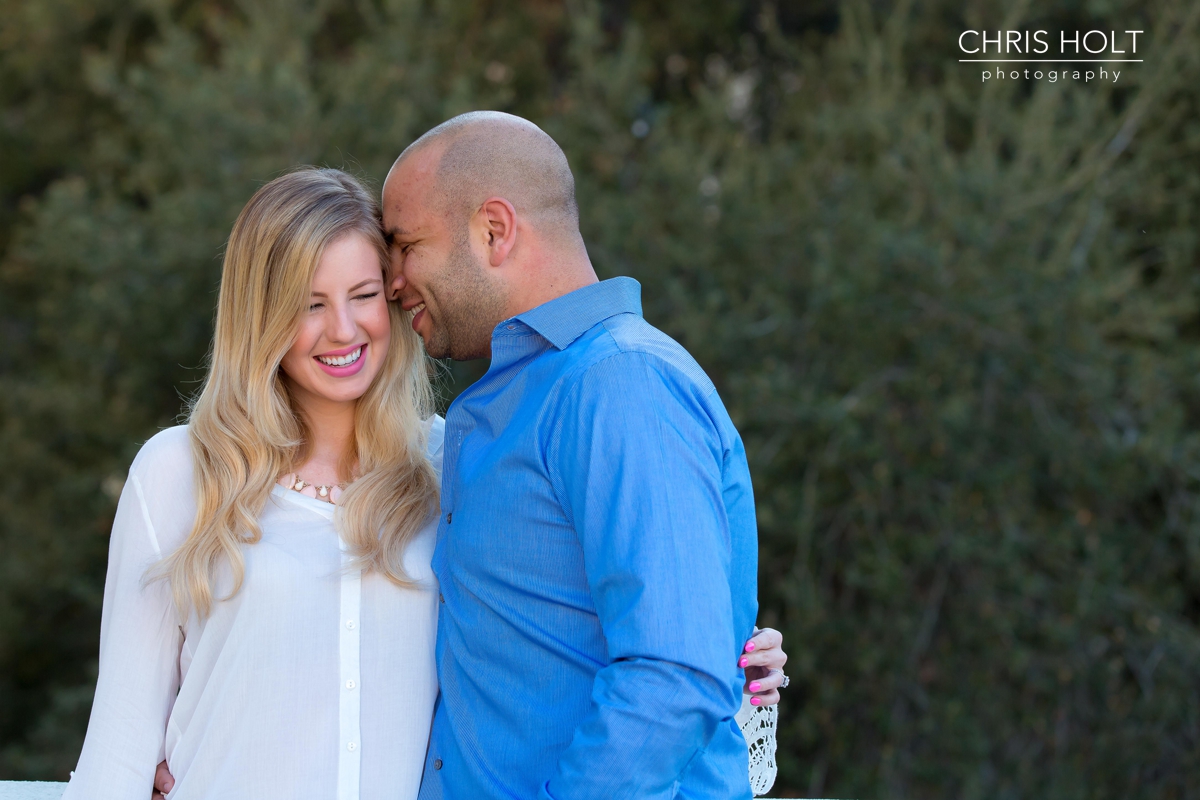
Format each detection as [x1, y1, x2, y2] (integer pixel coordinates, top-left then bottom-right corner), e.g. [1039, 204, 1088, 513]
[749, 681, 762, 692]
[739, 656, 749, 668]
[751, 696, 762, 706]
[744, 642, 756, 652]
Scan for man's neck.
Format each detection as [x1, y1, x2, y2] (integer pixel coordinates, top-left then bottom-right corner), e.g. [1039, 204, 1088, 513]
[504, 271, 599, 319]
[502, 238, 600, 319]
[476, 233, 600, 360]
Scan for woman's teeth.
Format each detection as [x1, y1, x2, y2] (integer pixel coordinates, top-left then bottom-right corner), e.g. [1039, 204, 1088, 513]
[316, 346, 362, 367]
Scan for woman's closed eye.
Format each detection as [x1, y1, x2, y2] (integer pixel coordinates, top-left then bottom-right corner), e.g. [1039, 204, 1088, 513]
[309, 290, 378, 310]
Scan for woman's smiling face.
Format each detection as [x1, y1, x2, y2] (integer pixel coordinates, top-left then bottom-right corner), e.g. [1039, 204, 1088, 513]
[280, 232, 391, 408]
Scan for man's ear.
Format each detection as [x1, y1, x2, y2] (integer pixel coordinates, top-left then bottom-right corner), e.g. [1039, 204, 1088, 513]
[476, 197, 518, 267]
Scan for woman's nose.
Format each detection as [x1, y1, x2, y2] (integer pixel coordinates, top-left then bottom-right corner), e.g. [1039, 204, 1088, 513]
[329, 303, 358, 342]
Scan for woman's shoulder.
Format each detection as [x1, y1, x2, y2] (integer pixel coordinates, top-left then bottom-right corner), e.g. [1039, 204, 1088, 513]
[120, 425, 197, 557]
[128, 425, 196, 510]
[130, 425, 193, 478]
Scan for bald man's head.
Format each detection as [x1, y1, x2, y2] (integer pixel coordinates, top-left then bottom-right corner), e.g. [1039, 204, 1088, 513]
[390, 111, 579, 241]
[383, 112, 598, 360]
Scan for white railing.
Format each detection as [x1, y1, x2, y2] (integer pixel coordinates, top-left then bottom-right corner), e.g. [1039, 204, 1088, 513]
[0, 784, 65, 800]
[0, 781, 811, 799]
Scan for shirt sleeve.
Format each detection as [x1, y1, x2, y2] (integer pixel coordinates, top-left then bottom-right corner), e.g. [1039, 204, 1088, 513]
[62, 451, 185, 798]
[426, 414, 446, 476]
[540, 352, 743, 800]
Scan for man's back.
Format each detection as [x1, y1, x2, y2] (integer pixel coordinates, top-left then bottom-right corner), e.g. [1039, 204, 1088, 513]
[420, 278, 758, 800]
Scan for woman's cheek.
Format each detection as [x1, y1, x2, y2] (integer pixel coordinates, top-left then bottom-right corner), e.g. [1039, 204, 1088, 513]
[366, 299, 391, 358]
[282, 321, 320, 374]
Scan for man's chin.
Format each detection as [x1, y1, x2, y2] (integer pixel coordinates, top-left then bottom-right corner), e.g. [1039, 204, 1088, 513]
[422, 321, 487, 360]
[421, 332, 451, 359]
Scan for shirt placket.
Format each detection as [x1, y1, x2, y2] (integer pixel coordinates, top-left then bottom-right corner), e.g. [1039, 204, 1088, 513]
[337, 537, 363, 800]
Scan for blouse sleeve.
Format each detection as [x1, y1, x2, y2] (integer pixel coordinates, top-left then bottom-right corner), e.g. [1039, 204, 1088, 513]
[426, 414, 446, 476]
[62, 432, 188, 798]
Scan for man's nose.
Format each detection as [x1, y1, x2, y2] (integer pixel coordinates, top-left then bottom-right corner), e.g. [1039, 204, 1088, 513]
[387, 265, 406, 301]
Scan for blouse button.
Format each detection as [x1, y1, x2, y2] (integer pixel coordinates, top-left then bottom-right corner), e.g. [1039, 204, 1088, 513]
[434, 759, 443, 770]
[345, 619, 356, 630]
[348, 742, 358, 752]
[346, 679, 356, 690]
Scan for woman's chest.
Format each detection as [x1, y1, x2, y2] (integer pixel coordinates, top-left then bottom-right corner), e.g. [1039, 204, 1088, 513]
[181, 500, 438, 655]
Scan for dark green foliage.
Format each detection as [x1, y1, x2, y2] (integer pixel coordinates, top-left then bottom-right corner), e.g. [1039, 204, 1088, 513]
[2, 0, 1198, 796]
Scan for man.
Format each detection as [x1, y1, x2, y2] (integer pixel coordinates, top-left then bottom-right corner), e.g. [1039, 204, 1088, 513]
[385, 111, 774, 799]
[152, 111, 784, 799]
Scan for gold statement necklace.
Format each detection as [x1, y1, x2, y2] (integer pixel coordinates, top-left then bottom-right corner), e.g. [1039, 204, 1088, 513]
[280, 473, 352, 504]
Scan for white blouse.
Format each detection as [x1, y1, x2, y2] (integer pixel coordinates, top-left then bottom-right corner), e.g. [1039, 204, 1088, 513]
[62, 417, 445, 800]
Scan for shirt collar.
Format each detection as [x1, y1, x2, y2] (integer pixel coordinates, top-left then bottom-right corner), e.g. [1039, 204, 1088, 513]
[511, 277, 642, 350]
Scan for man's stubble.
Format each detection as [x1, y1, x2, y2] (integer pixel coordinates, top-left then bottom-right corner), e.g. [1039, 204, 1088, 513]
[424, 236, 508, 361]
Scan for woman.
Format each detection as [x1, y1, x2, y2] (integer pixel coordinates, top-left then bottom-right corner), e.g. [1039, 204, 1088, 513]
[62, 168, 786, 799]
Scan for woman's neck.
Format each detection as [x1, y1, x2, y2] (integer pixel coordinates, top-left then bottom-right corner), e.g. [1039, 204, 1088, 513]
[291, 388, 357, 484]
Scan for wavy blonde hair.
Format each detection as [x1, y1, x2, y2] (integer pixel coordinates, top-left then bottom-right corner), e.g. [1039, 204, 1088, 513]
[161, 168, 438, 618]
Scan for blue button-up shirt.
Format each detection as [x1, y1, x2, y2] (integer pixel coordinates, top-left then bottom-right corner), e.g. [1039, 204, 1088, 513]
[418, 277, 758, 800]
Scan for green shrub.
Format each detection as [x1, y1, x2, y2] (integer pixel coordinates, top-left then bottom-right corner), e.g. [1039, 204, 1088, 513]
[2, 0, 1198, 796]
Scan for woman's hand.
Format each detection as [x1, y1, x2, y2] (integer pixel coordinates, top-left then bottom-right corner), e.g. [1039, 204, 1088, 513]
[152, 761, 174, 798]
[739, 627, 788, 707]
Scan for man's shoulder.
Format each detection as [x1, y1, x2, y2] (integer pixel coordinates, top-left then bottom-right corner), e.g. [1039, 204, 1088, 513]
[578, 312, 715, 398]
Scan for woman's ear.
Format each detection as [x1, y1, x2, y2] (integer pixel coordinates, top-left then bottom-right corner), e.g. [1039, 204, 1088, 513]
[475, 197, 518, 267]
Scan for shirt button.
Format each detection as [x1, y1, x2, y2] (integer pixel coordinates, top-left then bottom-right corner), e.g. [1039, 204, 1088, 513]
[439, 593, 445, 604]
[434, 758, 443, 770]
[445, 512, 452, 524]
[346, 679, 356, 689]
[345, 619, 356, 630]
[348, 742, 358, 752]
[506, 325, 515, 330]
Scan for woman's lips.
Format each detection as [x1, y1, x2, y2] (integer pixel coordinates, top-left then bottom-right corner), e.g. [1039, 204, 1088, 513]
[314, 343, 368, 377]
[316, 342, 363, 358]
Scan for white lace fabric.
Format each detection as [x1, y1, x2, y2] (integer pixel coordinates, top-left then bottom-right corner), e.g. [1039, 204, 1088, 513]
[736, 694, 778, 797]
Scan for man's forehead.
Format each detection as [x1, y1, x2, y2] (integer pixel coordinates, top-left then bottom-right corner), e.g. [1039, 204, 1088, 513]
[381, 190, 425, 234]
[385, 144, 443, 193]
[382, 204, 430, 240]
[383, 149, 443, 228]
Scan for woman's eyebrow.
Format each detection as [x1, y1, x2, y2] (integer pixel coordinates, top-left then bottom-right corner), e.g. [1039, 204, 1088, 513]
[311, 278, 381, 298]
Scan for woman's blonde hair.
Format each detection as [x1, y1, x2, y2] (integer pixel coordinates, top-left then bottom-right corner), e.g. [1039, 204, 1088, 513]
[161, 167, 438, 618]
